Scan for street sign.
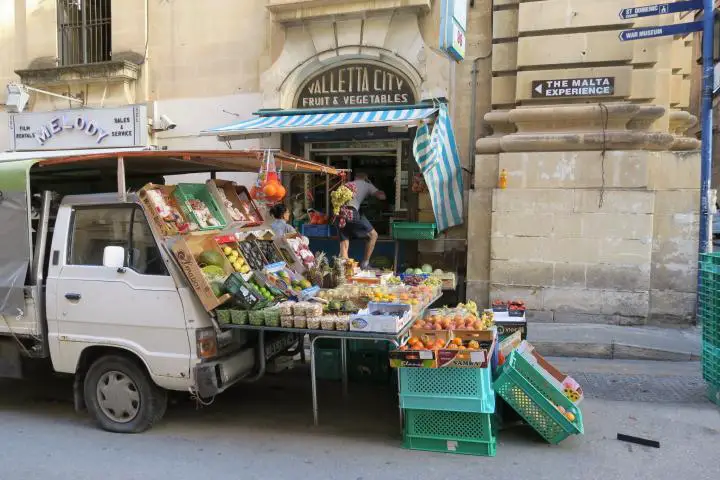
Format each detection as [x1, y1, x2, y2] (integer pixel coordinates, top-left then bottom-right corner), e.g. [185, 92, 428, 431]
[618, 21, 702, 41]
[618, 0, 701, 20]
[531, 77, 615, 99]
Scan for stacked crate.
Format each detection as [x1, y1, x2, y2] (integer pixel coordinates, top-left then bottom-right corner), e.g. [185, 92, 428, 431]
[699, 254, 720, 406]
[398, 363, 497, 456]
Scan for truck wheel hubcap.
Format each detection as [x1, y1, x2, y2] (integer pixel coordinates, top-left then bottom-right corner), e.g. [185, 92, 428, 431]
[97, 370, 140, 423]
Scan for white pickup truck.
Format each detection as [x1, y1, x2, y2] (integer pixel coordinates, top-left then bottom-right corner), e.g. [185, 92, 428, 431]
[0, 149, 300, 433]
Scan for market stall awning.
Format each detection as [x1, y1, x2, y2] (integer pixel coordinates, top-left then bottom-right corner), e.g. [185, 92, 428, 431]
[202, 106, 438, 139]
[36, 149, 343, 175]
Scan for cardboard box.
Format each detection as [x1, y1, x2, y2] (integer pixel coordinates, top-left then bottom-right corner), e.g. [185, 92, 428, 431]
[138, 183, 189, 237]
[389, 329, 496, 369]
[206, 179, 263, 228]
[436, 330, 496, 368]
[170, 234, 232, 312]
[418, 192, 432, 210]
[517, 341, 584, 404]
[350, 302, 412, 333]
[493, 311, 527, 340]
[418, 209, 435, 222]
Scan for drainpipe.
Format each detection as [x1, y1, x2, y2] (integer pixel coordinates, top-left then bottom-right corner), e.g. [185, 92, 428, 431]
[144, 0, 150, 103]
[468, 52, 490, 180]
[699, 0, 715, 297]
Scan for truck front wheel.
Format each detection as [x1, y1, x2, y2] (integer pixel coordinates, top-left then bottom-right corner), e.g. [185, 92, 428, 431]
[83, 355, 167, 433]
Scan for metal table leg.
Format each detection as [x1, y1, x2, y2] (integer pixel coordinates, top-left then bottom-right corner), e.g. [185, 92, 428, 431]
[310, 335, 320, 426]
[341, 338, 348, 398]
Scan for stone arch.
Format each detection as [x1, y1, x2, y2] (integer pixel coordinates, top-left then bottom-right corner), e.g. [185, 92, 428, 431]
[260, 12, 448, 109]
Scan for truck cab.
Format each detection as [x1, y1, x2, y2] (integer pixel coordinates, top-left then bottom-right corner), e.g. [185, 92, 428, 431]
[0, 150, 320, 433]
[44, 193, 255, 432]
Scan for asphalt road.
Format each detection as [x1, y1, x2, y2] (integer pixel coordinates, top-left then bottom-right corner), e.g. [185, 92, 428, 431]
[0, 361, 718, 480]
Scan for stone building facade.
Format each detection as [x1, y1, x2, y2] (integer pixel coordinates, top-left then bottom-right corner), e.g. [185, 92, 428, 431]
[0, 0, 702, 325]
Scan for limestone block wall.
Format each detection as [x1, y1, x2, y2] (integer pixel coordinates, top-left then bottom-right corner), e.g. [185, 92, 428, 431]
[486, 150, 699, 325]
[467, 1, 702, 324]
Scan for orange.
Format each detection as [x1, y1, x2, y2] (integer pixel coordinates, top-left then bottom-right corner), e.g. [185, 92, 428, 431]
[263, 182, 278, 197]
[451, 337, 463, 346]
[274, 184, 286, 200]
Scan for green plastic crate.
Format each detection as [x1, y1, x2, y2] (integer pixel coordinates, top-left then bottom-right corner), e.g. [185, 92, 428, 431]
[399, 367, 495, 414]
[402, 409, 497, 457]
[494, 350, 583, 444]
[173, 183, 227, 231]
[348, 349, 391, 384]
[314, 348, 342, 381]
[708, 383, 720, 406]
[391, 221, 436, 240]
[703, 342, 720, 385]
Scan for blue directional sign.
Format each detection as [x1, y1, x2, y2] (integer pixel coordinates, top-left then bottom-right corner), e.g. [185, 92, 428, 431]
[619, 0, 701, 20]
[619, 21, 703, 41]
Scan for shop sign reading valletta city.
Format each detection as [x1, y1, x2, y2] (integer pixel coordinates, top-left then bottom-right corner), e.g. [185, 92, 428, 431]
[531, 77, 615, 99]
[9, 105, 148, 152]
[296, 63, 416, 108]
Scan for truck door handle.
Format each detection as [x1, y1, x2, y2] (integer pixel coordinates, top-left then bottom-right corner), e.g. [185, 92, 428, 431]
[65, 293, 81, 301]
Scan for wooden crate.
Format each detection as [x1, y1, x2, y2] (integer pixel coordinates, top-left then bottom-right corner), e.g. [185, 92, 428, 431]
[171, 233, 232, 312]
[206, 180, 263, 228]
[138, 183, 189, 237]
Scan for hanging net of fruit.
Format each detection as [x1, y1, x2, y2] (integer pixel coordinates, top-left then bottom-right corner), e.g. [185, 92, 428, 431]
[250, 150, 286, 206]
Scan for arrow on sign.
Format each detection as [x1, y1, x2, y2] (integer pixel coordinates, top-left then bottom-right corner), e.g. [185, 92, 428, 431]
[619, 21, 702, 41]
[618, 0, 701, 20]
[534, 84, 543, 95]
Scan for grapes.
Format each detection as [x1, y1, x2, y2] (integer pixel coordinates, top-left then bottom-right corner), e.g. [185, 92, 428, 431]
[331, 185, 354, 215]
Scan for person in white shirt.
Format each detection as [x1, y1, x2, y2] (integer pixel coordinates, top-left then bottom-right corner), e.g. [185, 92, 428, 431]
[338, 172, 386, 270]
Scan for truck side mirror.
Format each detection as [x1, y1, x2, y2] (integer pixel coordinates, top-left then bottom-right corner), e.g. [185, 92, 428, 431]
[103, 246, 126, 269]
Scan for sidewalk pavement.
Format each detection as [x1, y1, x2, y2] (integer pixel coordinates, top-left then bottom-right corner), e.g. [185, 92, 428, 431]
[528, 324, 701, 361]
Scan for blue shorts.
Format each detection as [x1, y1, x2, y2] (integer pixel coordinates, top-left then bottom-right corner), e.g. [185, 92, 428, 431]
[338, 209, 374, 241]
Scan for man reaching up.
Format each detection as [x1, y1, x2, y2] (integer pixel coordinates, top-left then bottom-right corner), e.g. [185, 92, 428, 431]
[337, 173, 386, 270]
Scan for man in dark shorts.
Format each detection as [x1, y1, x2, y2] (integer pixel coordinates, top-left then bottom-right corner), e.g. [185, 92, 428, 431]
[339, 173, 386, 270]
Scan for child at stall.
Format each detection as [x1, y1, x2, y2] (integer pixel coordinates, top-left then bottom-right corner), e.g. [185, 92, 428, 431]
[269, 204, 297, 238]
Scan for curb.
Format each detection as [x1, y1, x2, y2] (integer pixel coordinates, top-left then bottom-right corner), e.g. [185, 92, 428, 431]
[532, 341, 700, 362]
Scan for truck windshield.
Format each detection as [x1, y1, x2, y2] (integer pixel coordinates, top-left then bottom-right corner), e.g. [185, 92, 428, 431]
[69, 206, 168, 276]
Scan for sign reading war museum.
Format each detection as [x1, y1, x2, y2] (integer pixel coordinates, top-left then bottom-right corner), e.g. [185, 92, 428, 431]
[531, 77, 615, 99]
[9, 105, 148, 152]
[296, 63, 416, 108]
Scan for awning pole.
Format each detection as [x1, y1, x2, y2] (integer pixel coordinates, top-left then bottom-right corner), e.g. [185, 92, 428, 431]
[117, 156, 127, 202]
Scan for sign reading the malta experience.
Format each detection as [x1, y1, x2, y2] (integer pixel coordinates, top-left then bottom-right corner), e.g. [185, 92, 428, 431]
[531, 77, 615, 98]
[296, 63, 416, 108]
[9, 105, 148, 151]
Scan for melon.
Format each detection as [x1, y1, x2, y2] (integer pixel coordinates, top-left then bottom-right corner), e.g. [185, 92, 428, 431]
[405, 268, 414, 274]
[413, 268, 424, 275]
[197, 250, 226, 268]
[421, 264, 433, 274]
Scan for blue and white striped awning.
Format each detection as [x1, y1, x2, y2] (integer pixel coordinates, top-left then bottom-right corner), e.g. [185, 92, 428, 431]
[202, 107, 438, 139]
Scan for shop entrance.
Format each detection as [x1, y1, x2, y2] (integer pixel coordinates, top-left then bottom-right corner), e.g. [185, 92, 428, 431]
[288, 134, 418, 269]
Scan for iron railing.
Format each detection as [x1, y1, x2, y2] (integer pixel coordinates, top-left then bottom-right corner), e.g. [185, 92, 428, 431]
[57, 0, 112, 66]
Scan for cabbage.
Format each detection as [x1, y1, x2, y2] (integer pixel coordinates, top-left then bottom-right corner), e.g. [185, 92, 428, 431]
[421, 264, 433, 274]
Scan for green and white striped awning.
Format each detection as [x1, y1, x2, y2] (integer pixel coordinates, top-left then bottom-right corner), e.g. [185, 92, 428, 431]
[203, 106, 438, 139]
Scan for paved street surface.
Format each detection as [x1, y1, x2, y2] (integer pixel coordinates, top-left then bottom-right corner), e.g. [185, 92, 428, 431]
[1, 360, 718, 480]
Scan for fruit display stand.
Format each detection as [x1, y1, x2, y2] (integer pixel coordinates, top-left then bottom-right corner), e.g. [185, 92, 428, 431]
[218, 289, 443, 426]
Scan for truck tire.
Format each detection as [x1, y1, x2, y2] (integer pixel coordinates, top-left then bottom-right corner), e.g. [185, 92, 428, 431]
[83, 355, 167, 433]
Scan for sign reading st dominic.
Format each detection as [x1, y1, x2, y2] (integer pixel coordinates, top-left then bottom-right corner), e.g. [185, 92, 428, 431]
[296, 62, 416, 109]
[618, 1, 702, 41]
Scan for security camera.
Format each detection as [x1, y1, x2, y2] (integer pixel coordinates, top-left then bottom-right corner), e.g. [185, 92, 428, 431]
[158, 114, 177, 130]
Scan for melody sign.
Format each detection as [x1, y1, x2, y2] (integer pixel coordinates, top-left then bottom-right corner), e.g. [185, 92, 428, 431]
[9, 105, 147, 151]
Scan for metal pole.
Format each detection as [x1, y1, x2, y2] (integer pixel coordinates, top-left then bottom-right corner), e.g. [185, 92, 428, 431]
[700, 1, 714, 265]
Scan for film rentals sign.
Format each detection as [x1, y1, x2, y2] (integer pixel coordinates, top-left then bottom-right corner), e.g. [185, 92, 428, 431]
[531, 77, 615, 99]
[296, 62, 416, 108]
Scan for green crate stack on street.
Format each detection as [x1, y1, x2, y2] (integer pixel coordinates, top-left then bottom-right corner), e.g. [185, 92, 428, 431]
[699, 253, 720, 406]
[398, 365, 498, 456]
